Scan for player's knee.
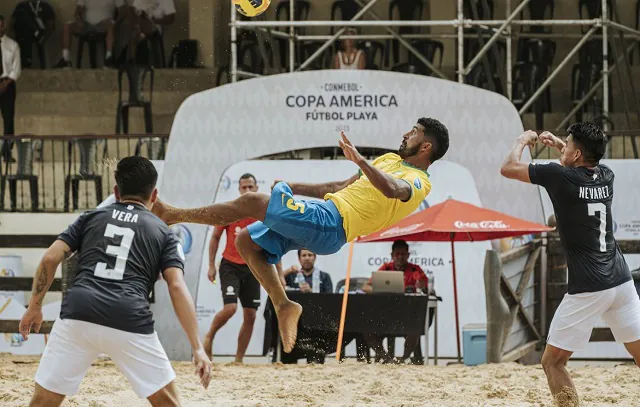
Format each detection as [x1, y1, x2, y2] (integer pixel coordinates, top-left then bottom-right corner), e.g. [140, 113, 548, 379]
[542, 346, 570, 372]
[235, 229, 259, 255]
[222, 303, 238, 315]
[243, 308, 257, 324]
[147, 382, 179, 407]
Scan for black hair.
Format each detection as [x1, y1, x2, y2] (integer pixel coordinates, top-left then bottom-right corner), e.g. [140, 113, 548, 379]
[567, 122, 607, 164]
[114, 156, 158, 201]
[391, 240, 409, 252]
[297, 249, 315, 257]
[239, 173, 257, 184]
[417, 117, 449, 162]
[0, 15, 5, 24]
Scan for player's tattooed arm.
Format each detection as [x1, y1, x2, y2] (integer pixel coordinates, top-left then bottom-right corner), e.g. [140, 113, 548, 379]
[500, 130, 538, 183]
[29, 240, 72, 308]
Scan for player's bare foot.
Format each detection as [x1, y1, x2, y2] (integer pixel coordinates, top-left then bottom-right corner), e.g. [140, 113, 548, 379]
[151, 198, 178, 225]
[203, 333, 213, 360]
[275, 301, 302, 353]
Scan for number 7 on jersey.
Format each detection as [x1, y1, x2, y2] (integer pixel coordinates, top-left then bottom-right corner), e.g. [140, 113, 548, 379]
[587, 202, 607, 253]
[95, 223, 136, 280]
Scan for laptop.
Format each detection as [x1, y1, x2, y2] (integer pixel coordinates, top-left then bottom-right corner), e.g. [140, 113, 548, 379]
[370, 271, 405, 294]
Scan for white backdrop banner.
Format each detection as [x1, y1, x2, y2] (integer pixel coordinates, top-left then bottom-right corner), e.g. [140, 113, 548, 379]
[534, 159, 640, 359]
[195, 159, 491, 359]
[156, 70, 536, 360]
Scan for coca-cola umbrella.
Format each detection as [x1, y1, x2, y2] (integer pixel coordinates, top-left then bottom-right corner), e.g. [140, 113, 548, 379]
[340, 199, 553, 363]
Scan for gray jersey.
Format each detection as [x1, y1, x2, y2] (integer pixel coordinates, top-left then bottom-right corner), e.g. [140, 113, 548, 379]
[58, 202, 185, 334]
[529, 163, 631, 294]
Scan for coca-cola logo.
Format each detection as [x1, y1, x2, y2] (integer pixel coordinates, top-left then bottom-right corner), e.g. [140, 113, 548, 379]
[454, 220, 509, 229]
[379, 223, 424, 237]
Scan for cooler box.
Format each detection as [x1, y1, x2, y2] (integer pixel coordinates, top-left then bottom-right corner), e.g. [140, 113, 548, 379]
[462, 323, 487, 366]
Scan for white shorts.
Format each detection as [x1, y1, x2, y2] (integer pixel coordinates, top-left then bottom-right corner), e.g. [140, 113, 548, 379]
[547, 280, 640, 352]
[35, 318, 176, 399]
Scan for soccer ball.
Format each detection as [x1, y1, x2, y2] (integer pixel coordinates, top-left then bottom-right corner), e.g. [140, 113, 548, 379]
[234, 0, 271, 17]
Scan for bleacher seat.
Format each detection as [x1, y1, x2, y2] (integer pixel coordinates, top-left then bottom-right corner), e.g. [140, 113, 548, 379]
[64, 139, 103, 212]
[388, 0, 428, 67]
[115, 65, 154, 137]
[407, 39, 443, 76]
[0, 140, 38, 212]
[358, 40, 385, 70]
[520, 0, 554, 33]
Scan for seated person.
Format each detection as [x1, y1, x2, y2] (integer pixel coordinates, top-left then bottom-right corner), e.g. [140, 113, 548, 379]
[332, 27, 365, 70]
[127, 0, 175, 63]
[55, 0, 123, 68]
[282, 249, 333, 293]
[363, 239, 428, 364]
[11, 0, 56, 68]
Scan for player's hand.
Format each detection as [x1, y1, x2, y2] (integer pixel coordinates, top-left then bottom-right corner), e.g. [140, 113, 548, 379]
[538, 131, 565, 151]
[339, 131, 365, 165]
[517, 130, 538, 148]
[19, 305, 44, 340]
[192, 348, 213, 390]
[299, 282, 311, 293]
[207, 266, 217, 283]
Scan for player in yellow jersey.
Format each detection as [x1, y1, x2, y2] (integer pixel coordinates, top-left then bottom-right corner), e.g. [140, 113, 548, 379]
[152, 117, 449, 354]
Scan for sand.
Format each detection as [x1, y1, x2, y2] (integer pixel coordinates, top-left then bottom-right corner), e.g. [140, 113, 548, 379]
[0, 355, 637, 407]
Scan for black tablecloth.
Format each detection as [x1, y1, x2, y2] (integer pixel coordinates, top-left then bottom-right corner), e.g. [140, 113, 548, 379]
[263, 292, 431, 359]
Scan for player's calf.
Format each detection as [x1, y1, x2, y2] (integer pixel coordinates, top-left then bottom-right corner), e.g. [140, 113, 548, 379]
[29, 383, 65, 407]
[147, 381, 180, 407]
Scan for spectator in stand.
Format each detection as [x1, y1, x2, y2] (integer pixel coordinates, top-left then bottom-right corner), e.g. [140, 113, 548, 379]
[332, 27, 365, 70]
[11, 0, 56, 69]
[0, 16, 20, 163]
[127, 0, 175, 64]
[363, 239, 428, 364]
[282, 249, 333, 293]
[55, 0, 123, 68]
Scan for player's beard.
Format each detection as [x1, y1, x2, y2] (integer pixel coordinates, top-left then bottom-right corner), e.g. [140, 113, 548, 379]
[398, 142, 420, 159]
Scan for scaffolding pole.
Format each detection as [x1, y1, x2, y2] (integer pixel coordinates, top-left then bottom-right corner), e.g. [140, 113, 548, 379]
[289, 0, 294, 72]
[353, 0, 447, 79]
[602, 0, 610, 158]
[464, 0, 530, 76]
[231, 4, 237, 82]
[506, 0, 512, 100]
[457, 0, 464, 83]
[233, 19, 598, 28]
[296, 0, 381, 71]
[519, 25, 598, 115]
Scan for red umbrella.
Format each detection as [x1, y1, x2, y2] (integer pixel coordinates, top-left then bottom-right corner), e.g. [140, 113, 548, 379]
[343, 199, 553, 363]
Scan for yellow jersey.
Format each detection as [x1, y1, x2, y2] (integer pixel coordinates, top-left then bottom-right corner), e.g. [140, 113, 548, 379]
[325, 153, 432, 242]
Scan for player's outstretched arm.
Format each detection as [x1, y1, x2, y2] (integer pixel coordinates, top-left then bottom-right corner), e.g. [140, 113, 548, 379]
[280, 174, 360, 199]
[500, 130, 538, 183]
[164, 268, 212, 389]
[339, 131, 411, 201]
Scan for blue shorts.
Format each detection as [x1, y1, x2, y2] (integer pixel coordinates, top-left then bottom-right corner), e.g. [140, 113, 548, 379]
[247, 182, 347, 264]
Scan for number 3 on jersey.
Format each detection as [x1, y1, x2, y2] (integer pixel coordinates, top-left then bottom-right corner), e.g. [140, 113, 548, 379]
[587, 203, 606, 252]
[95, 223, 135, 280]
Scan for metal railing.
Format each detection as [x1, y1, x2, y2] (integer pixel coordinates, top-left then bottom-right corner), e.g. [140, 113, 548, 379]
[230, 0, 640, 152]
[0, 134, 169, 213]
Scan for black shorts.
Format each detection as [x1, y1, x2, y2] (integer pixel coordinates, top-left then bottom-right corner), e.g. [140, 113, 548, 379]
[219, 258, 261, 309]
